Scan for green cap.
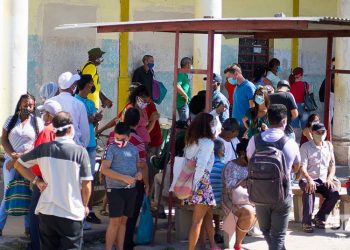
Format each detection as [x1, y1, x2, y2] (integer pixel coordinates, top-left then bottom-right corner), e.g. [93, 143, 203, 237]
[88, 48, 105, 58]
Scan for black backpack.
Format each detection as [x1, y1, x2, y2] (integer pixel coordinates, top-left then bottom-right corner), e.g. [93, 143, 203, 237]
[247, 134, 289, 205]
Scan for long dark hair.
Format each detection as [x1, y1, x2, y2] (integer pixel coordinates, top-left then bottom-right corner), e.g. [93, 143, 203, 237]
[250, 87, 270, 123]
[185, 112, 214, 146]
[7, 94, 39, 137]
[128, 83, 150, 105]
[306, 113, 320, 129]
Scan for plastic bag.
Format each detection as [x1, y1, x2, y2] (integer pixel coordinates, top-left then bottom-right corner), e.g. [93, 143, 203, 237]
[136, 196, 154, 245]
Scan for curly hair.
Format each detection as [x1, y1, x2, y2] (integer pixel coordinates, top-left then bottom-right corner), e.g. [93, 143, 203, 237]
[185, 112, 214, 146]
[7, 94, 39, 137]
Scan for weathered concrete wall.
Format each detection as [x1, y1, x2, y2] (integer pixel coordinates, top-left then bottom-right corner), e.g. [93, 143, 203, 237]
[26, 0, 338, 122]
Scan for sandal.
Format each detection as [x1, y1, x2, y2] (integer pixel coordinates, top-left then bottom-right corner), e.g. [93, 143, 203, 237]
[312, 217, 326, 229]
[302, 223, 314, 233]
[99, 210, 109, 216]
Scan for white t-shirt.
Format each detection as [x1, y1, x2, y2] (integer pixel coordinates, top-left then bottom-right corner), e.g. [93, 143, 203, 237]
[217, 136, 240, 164]
[18, 137, 93, 221]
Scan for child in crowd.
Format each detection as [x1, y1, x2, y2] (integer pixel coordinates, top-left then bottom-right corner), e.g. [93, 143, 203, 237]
[101, 122, 143, 250]
[210, 139, 226, 243]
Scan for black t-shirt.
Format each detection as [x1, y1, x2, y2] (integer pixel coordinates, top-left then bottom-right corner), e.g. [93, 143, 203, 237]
[269, 91, 298, 134]
[132, 66, 154, 97]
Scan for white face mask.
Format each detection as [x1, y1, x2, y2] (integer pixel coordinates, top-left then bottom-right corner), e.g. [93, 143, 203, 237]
[136, 96, 148, 109]
[211, 125, 217, 135]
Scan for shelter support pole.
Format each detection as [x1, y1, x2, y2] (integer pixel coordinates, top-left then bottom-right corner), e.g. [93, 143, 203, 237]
[205, 30, 214, 112]
[291, 0, 299, 69]
[333, 0, 350, 166]
[118, 0, 130, 113]
[324, 36, 333, 141]
[167, 31, 180, 243]
[0, 0, 28, 135]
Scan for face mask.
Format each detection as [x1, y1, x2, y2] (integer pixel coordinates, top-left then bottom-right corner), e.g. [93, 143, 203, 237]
[277, 66, 283, 73]
[147, 63, 154, 69]
[136, 96, 148, 109]
[190, 65, 194, 70]
[211, 125, 217, 135]
[115, 139, 128, 148]
[313, 133, 326, 143]
[228, 77, 237, 85]
[255, 95, 265, 105]
[20, 108, 31, 117]
[96, 57, 104, 64]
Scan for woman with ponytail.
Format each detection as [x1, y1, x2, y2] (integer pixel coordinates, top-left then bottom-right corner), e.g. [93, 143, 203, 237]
[0, 94, 44, 236]
[289, 67, 310, 130]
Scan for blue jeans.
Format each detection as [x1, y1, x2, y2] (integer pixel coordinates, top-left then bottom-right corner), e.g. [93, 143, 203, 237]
[86, 147, 96, 177]
[177, 104, 189, 122]
[255, 196, 292, 250]
[27, 185, 41, 250]
[291, 103, 309, 129]
[0, 158, 30, 230]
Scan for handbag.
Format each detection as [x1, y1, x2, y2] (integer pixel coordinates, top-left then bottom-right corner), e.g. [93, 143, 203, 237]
[169, 156, 186, 192]
[173, 158, 196, 200]
[303, 82, 318, 111]
[231, 185, 250, 205]
[152, 80, 167, 105]
[136, 196, 154, 245]
[5, 177, 32, 216]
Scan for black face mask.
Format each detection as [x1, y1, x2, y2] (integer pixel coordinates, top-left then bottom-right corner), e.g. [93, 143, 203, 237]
[20, 108, 31, 117]
[91, 85, 96, 94]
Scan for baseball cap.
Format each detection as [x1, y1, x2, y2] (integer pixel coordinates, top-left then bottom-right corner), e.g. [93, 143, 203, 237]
[277, 80, 290, 89]
[203, 73, 222, 84]
[88, 48, 105, 58]
[39, 82, 59, 101]
[312, 123, 326, 131]
[58, 72, 81, 90]
[37, 99, 62, 116]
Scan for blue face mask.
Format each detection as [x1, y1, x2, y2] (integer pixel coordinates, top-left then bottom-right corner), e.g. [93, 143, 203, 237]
[277, 66, 283, 73]
[255, 94, 265, 105]
[147, 63, 154, 69]
[228, 77, 238, 85]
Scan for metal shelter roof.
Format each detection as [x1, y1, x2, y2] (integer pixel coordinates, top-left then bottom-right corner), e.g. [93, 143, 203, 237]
[56, 16, 350, 38]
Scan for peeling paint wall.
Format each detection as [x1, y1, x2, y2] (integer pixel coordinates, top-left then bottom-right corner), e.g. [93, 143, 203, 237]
[28, 0, 338, 122]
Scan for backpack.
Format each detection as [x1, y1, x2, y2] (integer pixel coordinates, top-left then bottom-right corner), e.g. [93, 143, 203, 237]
[247, 133, 289, 205]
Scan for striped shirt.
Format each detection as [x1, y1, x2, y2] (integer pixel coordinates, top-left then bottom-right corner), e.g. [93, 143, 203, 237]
[18, 137, 92, 221]
[3, 115, 44, 159]
[210, 158, 225, 205]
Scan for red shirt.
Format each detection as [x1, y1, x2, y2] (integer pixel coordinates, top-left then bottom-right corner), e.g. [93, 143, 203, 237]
[145, 102, 162, 147]
[31, 124, 56, 177]
[290, 81, 309, 104]
[225, 81, 236, 105]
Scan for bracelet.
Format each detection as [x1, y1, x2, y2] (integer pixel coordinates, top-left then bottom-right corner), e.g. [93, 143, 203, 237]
[32, 176, 39, 185]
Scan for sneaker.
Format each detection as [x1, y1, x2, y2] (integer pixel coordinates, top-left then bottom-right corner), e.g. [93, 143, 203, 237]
[247, 225, 263, 236]
[312, 217, 326, 229]
[86, 212, 102, 224]
[302, 223, 314, 233]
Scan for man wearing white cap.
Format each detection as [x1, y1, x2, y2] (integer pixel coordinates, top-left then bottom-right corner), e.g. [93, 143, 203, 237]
[28, 99, 62, 250]
[49, 72, 90, 147]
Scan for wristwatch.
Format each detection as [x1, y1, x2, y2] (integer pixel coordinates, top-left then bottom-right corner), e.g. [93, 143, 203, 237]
[32, 176, 39, 185]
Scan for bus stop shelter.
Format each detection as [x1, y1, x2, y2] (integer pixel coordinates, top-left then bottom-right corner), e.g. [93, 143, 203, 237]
[58, 16, 350, 242]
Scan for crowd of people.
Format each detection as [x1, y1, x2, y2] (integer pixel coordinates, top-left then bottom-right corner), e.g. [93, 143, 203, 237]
[0, 50, 341, 250]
